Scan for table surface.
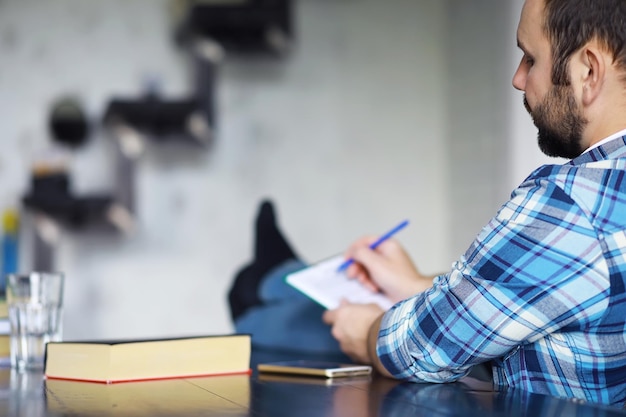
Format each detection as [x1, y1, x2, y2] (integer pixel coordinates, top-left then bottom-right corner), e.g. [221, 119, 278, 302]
[1, 348, 625, 417]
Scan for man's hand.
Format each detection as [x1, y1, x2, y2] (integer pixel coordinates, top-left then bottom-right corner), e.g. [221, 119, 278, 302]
[343, 237, 435, 302]
[322, 301, 384, 364]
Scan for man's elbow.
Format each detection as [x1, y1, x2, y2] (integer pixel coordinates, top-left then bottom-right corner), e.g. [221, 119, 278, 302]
[367, 314, 396, 378]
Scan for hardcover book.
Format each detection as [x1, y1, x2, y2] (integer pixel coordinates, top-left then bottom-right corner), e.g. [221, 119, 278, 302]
[0, 299, 9, 366]
[44, 334, 251, 383]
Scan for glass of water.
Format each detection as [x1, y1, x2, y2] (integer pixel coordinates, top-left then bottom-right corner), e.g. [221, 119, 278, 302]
[6, 272, 64, 371]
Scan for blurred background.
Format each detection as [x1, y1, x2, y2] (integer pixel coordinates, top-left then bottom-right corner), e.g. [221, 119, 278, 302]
[0, 0, 558, 340]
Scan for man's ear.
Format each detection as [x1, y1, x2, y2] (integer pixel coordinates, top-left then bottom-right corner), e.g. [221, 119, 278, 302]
[578, 42, 606, 106]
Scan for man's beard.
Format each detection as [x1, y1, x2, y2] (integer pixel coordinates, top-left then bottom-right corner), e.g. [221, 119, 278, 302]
[524, 84, 587, 159]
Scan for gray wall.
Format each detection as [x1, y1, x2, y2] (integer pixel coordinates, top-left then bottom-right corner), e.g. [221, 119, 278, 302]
[0, 0, 548, 340]
[446, 0, 514, 256]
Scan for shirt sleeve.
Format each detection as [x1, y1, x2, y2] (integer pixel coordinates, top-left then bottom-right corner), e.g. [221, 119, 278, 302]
[377, 170, 611, 382]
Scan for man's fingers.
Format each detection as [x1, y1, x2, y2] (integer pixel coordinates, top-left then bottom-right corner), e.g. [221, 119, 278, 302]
[357, 275, 379, 292]
[323, 300, 352, 325]
[345, 262, 360, 278]
[354, 245, 381, 263]
[322, 309, 336, 325]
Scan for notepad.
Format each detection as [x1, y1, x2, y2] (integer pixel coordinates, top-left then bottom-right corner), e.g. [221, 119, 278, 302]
[286, 256, 394, 310]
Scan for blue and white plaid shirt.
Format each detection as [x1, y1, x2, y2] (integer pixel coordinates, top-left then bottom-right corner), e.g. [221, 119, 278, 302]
[377, 137, 626, 406]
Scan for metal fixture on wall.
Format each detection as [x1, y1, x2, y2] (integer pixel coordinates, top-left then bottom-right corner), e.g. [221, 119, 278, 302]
[19, 0, 295, 273]
[174, 0, 295, 56]
[22, 97, 135, 272]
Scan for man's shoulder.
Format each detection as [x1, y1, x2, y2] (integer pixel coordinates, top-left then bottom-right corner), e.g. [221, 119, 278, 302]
[527, 163, 567, 179]
[521, 163, 577, 186]
[525, 144, 626, 183]
[512, 146, 626, 227]
[521, 161, 624, 197]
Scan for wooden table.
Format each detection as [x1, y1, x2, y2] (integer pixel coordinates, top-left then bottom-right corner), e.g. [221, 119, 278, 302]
[1, 348, 624, 416]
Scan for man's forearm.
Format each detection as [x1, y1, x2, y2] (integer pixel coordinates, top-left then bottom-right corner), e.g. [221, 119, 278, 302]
[367, 314, 394, 377]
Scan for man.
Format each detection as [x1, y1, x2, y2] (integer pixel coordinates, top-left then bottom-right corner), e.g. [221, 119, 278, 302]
[323, 0, 626, 407]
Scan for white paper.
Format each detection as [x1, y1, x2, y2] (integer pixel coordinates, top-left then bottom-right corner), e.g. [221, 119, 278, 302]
[286, 255, 394, 310]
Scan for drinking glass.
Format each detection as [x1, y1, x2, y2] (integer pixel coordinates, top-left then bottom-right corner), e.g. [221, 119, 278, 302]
[6, 272, 64, 371]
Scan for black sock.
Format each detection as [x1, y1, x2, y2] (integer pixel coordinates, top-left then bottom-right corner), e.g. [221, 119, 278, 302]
[228, 264, 262, 322]
[228, 199, 298, 321]
[253, 200, 298, 275]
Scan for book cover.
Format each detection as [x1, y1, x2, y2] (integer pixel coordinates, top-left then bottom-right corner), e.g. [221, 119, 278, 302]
[44, 334, 251, 384]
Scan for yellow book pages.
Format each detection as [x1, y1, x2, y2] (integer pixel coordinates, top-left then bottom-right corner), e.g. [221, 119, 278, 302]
[0, 335, 9, 357]
[0, 300, 7, 319]
[45, 334, 251, 383]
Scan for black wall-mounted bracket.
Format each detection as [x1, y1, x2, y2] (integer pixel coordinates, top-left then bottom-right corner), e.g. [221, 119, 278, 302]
[175, 0, 295, 57]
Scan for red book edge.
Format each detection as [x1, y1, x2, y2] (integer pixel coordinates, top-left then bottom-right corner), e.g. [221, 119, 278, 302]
[45, 368, 252, 384]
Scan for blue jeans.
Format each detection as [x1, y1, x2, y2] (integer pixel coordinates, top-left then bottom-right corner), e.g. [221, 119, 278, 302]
[235, 259, 348, 357]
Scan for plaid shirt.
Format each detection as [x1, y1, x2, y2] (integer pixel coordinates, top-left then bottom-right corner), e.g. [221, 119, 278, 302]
[377, 137, 626, 406]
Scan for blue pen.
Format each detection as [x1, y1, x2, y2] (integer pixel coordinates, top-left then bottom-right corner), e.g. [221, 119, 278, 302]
[336, 219, 410, 273]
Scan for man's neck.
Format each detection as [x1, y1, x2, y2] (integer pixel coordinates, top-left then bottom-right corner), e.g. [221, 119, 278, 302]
[585, 126, 626, 153]
[582, 74, 626, 150]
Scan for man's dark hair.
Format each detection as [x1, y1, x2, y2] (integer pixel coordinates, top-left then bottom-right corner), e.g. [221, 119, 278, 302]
[544, 0, 626, 85]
